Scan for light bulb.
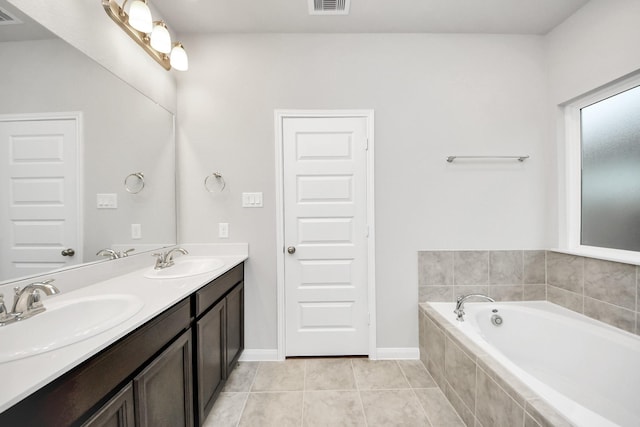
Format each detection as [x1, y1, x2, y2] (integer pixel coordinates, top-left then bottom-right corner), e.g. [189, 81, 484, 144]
[150, 21, 171, 53]
[170, 43, 189, 71]
[128, 0, 152, 33]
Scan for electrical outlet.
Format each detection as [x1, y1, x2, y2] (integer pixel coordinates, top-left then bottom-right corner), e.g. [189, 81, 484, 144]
[218, 222, 229, 238]
[131, 224, 142, 239]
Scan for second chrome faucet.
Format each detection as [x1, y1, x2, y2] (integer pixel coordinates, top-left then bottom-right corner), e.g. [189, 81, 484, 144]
[152, 247, 189, 270]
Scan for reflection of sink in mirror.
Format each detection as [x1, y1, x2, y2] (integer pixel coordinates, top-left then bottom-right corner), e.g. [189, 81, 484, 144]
[0, 294, 143, 364]
[144, 257, 225, 279]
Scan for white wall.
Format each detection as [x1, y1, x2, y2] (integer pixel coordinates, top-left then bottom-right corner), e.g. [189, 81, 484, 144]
[546, 0, 640, 105]
[8, 0, 177, 113]
[546, 0, 640, 247]
[176, 34, 551, 351]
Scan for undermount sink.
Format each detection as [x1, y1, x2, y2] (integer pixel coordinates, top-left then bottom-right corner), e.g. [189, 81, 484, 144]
[144, 256, 225, 279]
[0, 294, 143, 364]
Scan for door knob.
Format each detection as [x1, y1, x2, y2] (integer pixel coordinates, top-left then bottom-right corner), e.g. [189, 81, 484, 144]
[61, 248, 75, 257]
[287, 246, 296, 254]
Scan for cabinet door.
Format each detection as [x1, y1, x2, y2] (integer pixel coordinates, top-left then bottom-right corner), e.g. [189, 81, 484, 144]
[134, 330, 193, 427]
[196, 299, 226, 423]
[81, 383, 135, 427]
[226, 282, 244, 372]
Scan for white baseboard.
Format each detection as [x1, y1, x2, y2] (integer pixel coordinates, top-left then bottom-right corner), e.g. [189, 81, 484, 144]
[239, 349, 279, 361]
[239, 348, 419, 361]
[376, 347, 420, 360]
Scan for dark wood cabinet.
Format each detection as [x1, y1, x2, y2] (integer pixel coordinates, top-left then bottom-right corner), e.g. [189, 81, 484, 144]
[81, 383, 135, 427]
[134, 330, 193, 427]
[0, 262, 244, 427]
[225, 281, 244, 372]
[194, 263, 244, 425]
[196, 300, 225, 422]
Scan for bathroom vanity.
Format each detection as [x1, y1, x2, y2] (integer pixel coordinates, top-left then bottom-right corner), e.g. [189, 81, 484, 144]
[0, 251, 246, 427]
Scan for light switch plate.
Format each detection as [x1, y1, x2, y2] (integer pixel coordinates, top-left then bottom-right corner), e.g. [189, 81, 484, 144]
[242, 192, 263, 208]
[97, 193, 117, 209]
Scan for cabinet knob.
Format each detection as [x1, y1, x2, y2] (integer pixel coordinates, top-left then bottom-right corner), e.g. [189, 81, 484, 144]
[287, 246, 296, 255]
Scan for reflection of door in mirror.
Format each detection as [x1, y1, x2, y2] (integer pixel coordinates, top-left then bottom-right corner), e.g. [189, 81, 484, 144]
[0, 115, 81, 282]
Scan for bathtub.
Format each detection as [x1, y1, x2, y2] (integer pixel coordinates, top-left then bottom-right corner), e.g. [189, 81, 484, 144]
[424, 301, 640, 427]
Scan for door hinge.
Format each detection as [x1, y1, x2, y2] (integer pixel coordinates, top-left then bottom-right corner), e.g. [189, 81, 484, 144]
[365, 138, 369, 150]
[365, 225, 370, 238]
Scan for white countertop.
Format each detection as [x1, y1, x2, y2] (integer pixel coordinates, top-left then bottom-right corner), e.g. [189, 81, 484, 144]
[0, 245, 247, 413]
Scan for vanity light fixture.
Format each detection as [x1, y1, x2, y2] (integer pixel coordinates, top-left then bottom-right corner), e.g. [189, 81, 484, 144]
[150, 21, 171, 53]
[127, 0, 152, 32]
[102, 0, 188, 71]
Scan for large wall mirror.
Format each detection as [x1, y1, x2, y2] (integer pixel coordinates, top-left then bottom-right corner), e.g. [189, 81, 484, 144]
[0, 0, 176, 284]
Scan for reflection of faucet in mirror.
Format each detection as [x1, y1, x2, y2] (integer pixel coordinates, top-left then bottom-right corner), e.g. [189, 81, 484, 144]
[97, 248, 118, 260]
[0, 279, 61, 325]
[97, 248, 136, 260]
[152, 248, 189, 270]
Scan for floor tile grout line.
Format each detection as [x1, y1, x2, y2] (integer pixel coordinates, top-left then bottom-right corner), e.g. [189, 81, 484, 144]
[235, 362, 260, 427]
[300, 360, 307, 427]
[351, 359, 370, 427]
[397, 360, 435, 425]
[395, 360, 412, 389]
[409, 387, 435, 427]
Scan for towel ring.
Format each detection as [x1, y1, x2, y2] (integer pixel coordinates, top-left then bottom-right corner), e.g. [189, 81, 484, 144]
[204, 172, 226, 193]
[124, 172, 145, 194]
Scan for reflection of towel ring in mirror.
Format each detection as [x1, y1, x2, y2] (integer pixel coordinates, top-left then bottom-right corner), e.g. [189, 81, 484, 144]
[204, 172, 226, 193]
[125, 172, 145, 194]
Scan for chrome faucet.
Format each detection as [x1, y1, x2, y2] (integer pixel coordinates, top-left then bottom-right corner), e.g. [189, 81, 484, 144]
[454, 294, 495, 321]
[152, 247, 189, 270]
[97, 248, 135, 260]
[10, 279, 61, 321]
[97, 248, 119, 260]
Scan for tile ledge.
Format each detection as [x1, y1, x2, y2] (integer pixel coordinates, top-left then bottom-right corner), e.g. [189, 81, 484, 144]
[550, 247, 640, 266]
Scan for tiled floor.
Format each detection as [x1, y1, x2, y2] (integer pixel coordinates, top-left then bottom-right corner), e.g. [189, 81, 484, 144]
[203, 358, 464, 427]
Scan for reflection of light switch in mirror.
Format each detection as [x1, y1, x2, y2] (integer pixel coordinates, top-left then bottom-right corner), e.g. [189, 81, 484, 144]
[97, 193, 118, 209]
[242, 192, 263, 207]
[131, 224, 142, 239]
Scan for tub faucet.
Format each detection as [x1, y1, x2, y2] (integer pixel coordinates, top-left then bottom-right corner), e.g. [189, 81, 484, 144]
[152, 247, 189, 269]
[454, 294, 495, 321]
[11, 279, 61, 319]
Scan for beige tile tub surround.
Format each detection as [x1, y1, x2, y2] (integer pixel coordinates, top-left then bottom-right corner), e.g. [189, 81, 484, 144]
[418, 250, 547, 304]
[419, 304, 574, 427]
[205, 358, 465, 426]
[546, 252, 639, 334]
[419, 250, 640, 335]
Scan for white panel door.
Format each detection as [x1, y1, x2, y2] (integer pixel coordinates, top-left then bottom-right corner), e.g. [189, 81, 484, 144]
[0, 118, 79, 281]
[283, 116, 369, 356]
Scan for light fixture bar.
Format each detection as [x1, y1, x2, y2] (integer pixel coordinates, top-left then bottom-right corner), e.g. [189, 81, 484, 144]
[102, 0, 171, 70]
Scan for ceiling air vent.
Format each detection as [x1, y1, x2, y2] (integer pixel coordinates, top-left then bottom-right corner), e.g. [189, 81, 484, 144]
[0, 7, 21, 25]
[309, 0, 351, 16]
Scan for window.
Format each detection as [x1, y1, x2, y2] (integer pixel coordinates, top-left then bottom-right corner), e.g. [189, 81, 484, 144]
[565, 75, 640, 261]
[581, 85, 640, 252]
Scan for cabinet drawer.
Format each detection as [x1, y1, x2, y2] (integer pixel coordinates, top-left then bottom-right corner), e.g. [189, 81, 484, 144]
[195, 264, 243, 317]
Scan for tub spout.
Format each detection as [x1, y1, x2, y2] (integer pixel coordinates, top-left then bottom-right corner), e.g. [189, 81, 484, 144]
[454, 294, 495, 321]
